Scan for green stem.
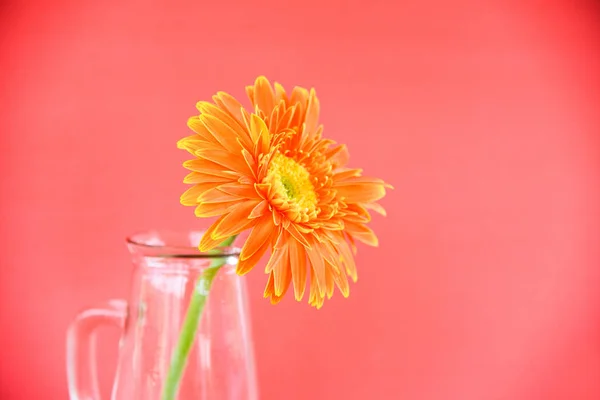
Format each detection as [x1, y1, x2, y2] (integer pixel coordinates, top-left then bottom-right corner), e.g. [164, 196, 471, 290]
[161, 235, 237, 400]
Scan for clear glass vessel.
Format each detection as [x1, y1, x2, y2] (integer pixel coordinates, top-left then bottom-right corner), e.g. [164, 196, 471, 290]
[66, 230, 258, 400]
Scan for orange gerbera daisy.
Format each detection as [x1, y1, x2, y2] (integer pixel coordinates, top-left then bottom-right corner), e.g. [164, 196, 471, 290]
[178, 76, 390, 308]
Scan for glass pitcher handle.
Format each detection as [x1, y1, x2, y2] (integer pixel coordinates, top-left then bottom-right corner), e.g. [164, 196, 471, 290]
[66, 299, 127, 400]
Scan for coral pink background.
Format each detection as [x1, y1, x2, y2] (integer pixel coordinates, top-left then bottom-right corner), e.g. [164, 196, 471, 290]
[1, 0, 599, 399]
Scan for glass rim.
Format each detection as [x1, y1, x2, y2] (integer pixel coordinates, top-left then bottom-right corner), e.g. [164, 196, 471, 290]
[126, 229, 241, 259]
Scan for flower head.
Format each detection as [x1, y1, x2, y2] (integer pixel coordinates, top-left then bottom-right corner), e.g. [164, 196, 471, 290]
[178, 76, 390, 307]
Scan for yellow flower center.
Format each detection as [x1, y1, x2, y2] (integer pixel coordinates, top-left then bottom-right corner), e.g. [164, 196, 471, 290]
[266, 153, 318, 214]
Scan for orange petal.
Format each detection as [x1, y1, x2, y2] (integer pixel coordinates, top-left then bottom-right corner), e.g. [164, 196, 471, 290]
[249, 200, 268, 219]
[213, 91, 246, 127]
[241, 149, 257, 179]
[308, 267, 325, 309]
[265, 244, 286, 274]
[324, 265, 335, 299]
[195, 148, 250, 175]
[321, 229, 344, 246]
[180, 182, 221, 206]
[308, 267, 317, 304]
[200, 99, 252, 147]
[328, 259, 350, 298]
[274, 82, 288, 103]
[254, 129, 270, 160]
[183, 172, 234, 184]
[318, 189, 337, 205]
[274, 104, 296, 132]
[315, 236, 340, 267]
[240, 106, 252, 132]
[245, 86, 255, 107]
[342, 204, 372, 223]
[326, 144, 349, 168]
[344, 221, 379, 247]
[177, 135, 208, 155]
[319, 220, 345, 231]
[196, 101, 249, 143]
[285, 223, 311, 248]
[252, 76, 276, 116]
[182, 158, 233, 176]
[194, 200, 241, 218]
[238, 175, 254, 185]
[333, 168, 363, 181]
[187, 116, 218, 144]
[345, 232, 358, 255]
[256, 152, 274, 181]
[289, 87, 309, 125]
[335, 176, 387, 185]
[200, 113, 244, 151]
[337, 239, 358, 282]
[306, 241, 326, 296]
[364, 202, 387, 216]
[263, 271, 274, 298]
[236, 234, 271, 275]
[254, 183, 271, 199]
[303, 88, 320, 138]
[216, 183, 258, 199]
[289, 239, 307, 301]
[263, 272, 287, 305]
[210, 201, 260, 241]
[249, 114, 270, 155]
[289, 86, 309, 104]
[268, 103, 281, 132]
[334, 182, 387, 204]
[197, 188, 239, 204]
[295, 224, 314, 234]
[198, 215, 229, 252]
[312, 125, 323, 140]
[240, 215, 275, 261]
[273, 246, 291, 296]
[272, 209, 282, 226]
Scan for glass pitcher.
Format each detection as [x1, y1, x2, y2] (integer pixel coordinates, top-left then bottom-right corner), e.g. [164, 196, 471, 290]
[66, 230, 258, 400]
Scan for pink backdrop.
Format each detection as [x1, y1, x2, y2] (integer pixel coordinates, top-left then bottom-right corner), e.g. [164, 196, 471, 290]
[1, 0, 599, 399]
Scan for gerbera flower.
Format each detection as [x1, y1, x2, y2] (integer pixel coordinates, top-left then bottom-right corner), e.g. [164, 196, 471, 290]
[178, 76, 390, 308]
